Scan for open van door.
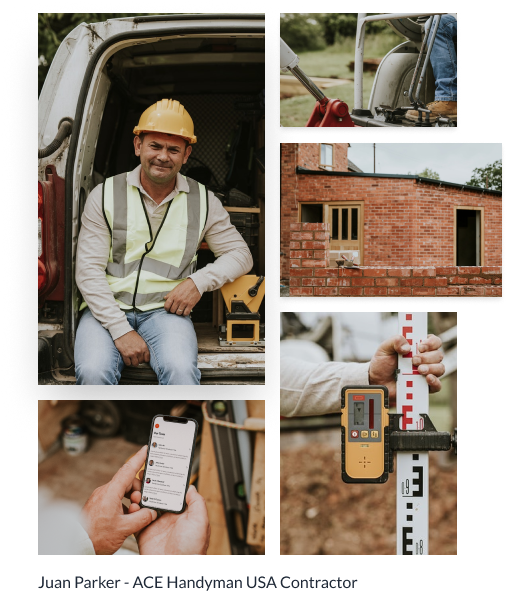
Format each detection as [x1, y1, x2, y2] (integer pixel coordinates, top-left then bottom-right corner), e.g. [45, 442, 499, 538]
[38, 15, 265, 384]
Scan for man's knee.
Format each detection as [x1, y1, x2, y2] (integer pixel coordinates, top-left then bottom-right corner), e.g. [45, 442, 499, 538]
[75, 357, 121, 385]
[158, 357, 200, 385]
[426, 14, 456, 33]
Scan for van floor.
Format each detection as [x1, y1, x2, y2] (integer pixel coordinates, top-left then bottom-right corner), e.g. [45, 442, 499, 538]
[39, 436, 141, 553]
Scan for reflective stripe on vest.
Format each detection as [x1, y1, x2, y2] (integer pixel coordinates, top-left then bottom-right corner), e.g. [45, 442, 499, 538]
[100, 173, 208, 311]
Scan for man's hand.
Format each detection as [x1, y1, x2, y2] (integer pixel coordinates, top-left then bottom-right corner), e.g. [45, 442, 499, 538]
[163, 279, 201, 317]
[80, 446, 157, 555]
[129, 480, 210, 555]
[369, 334, 445, 402]
[114, 331, 150, 366]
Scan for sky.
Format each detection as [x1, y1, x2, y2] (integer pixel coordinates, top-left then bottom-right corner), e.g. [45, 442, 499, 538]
[348, 143, 502, 184]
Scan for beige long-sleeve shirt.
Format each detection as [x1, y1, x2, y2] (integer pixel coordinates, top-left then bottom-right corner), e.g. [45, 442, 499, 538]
[76, 166, 253, 341]
[280, 357, 370, 417]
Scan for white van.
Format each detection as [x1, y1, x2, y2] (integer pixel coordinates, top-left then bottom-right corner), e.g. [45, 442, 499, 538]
[38, 14, 265, 384]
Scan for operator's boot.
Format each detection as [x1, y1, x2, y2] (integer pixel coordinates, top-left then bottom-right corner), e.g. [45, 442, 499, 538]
[406, 101, 457, 123]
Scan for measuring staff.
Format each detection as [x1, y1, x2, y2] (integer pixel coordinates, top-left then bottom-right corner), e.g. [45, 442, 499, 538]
[281, 333, 444, 418]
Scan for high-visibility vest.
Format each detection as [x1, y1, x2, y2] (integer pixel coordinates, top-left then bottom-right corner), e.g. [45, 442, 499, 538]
[86, 172, 208, 312]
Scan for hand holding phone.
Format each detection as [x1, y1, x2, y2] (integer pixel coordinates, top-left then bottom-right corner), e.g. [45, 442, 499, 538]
[140, 415, 198, 514]
[130, 481, 211, 555]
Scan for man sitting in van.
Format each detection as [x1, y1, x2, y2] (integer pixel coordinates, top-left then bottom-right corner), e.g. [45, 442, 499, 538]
[75, 99, 253, 385]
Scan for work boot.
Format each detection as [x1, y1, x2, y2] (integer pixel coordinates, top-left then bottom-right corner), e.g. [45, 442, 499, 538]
[405, 101, 457, 123]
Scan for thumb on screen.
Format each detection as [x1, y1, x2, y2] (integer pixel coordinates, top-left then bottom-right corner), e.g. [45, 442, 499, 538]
[121, 507, 157, 535]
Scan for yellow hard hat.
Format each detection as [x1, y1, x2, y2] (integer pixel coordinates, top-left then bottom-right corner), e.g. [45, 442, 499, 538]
[133, 98, 197, 144]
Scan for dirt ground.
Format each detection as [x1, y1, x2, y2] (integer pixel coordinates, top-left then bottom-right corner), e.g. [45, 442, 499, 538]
[281, 438, 457, 555]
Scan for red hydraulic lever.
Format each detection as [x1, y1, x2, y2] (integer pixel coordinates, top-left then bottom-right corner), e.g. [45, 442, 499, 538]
[306, 97, 355, 127]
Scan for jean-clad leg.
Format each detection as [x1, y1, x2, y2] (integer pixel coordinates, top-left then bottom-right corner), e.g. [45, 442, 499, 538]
[137, 309, 201, 385]
[427, 14, 457, 101]
[74, 308, 125, 385]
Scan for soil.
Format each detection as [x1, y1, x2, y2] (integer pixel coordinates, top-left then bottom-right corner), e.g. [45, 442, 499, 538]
[281, 442, 457, 555]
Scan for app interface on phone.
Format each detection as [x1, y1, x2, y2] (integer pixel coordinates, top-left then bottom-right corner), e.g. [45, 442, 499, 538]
[142, 417, 195, 511]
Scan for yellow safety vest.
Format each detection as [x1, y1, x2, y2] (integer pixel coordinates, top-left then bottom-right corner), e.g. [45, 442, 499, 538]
[84, 172, 208, 312]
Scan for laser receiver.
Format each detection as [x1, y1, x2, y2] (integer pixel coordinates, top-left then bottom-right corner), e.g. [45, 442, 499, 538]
[341, 386, 389, 483]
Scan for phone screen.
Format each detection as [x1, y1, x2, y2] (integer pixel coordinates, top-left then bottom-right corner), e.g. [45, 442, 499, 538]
[141, 415, 197, 513]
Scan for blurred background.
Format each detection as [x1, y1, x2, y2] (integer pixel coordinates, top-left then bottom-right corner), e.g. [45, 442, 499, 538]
[280, 312, 457, 554]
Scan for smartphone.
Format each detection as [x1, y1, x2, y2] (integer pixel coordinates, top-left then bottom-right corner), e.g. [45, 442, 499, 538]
[140, 415, 198, 514]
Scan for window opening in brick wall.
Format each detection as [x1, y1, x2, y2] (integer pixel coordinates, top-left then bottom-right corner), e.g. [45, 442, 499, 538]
[455, 207, 484, 266]
[320, 144, 333, 171]
[298, 201, 364, 264]
[301, 203, 323, 223]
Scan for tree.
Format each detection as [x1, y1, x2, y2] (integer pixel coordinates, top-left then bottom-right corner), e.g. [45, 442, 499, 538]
[408, 168, 440, 180]
[38, 13, 152, 95]
[280, 14, 326, 53]
[466, 160, 502, 191]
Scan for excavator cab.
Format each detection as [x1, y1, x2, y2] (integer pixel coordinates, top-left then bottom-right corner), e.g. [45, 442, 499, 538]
[358, 13, 457, 127]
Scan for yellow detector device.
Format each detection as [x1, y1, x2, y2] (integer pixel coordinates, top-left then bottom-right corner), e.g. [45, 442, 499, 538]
[341, 386, 389, 483]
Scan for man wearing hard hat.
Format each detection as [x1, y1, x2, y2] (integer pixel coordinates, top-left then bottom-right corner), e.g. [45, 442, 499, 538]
[74, 99, 253, 384]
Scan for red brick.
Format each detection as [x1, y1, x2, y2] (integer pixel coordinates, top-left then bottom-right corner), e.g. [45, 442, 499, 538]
[289, 241, 301, 249]
[413, 268, 436, 277]
[340, 268, 363, 277]
[315, 268, 339, 277]
[459, 286, 485, 296]
[436, 267, 458, 275]
[387, 268, 412, 277]
[301, 222, 328, 231]
[484, 286, 502, 296]
[388, 287, 412, 296]
[401, 278, 424, 287]
[289, 259, 301, 268]
[327, 278, 350, 287]
[289, 223, 302, 231]
[302, 241, 328, 250]
[375, 278, 399, 287]
[458, 266, 481, 274]
[290, 250, 312, 259]
[424, 277, 448, 287]
[313, 250, 328, 259]
[290, 287, 314, 296]
[302, 277, 326, 287]
[291, 268, 312, 277]
[339, 288, 363, 296]
[494, 278, 502, 284]
[291, 232, 313, 241]
[314, 287, 338, 296]
[351, 277, 375, 287]
[314, 232, 329, 240]
[363, 268, 387, 277]
[468, 276, 491, 285]
[448, 276, 468, 285]
[302, 259, 328, 268]
[481, 267, 502, 275]
[412, 288, 436, 296]
[364, 287, 388, 296]
[289, 277, 301, 286]
[436, 287, 460, 296]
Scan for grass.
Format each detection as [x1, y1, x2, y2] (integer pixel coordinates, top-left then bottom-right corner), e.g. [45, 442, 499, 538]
[281, 33, 401, 127]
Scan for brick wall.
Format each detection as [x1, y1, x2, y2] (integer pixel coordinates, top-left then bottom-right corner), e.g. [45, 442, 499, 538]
[295, 143, 348, 171]
[289, 224, 502, 296]
[280, 158, 502, 279]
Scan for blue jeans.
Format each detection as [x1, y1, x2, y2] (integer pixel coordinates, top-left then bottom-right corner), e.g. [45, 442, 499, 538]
[75, 308, 201, 385]
[426, 14, 457, 101]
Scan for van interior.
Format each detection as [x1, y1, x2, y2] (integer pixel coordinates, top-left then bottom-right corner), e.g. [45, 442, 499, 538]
[74, 32, 265, 383]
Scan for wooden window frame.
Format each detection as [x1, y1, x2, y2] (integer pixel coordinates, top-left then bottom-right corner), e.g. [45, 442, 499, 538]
[319, 143, 334, 171]
[298, 200, 364, 264]
[453, 206, 485, 266]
